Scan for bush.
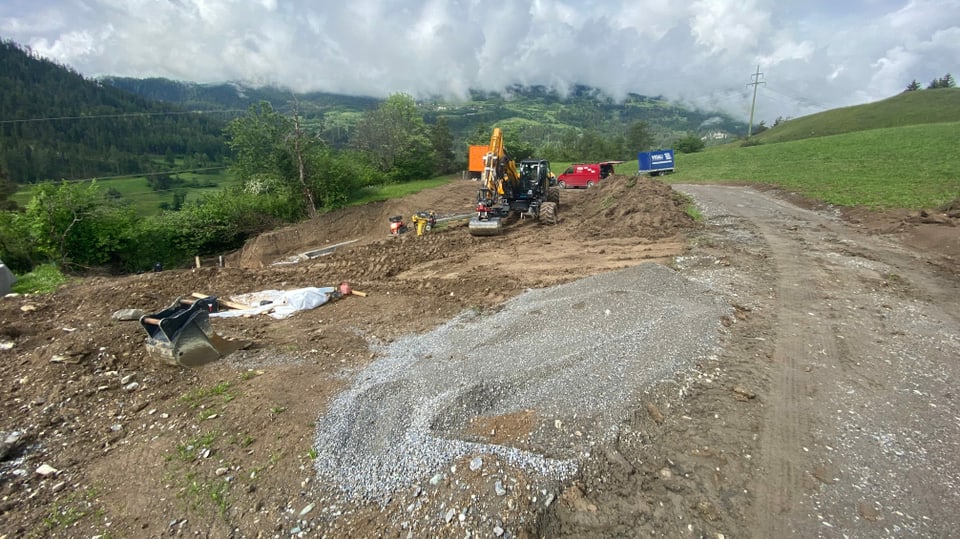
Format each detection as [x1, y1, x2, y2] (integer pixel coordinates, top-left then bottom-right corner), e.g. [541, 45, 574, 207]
[674, 134, 706, 153]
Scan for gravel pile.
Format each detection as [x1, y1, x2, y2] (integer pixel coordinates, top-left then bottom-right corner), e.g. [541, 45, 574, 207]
[313, 262, 731, 500]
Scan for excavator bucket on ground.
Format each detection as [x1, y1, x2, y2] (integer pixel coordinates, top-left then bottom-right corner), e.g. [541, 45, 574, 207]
[139, 296, 247, 367]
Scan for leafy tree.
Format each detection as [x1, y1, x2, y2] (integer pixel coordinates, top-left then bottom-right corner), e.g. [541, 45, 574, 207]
[905, 79, 921, 92]
[468, 123, 492, 145]
[0, 210, 33, 272]
[23, 181, 137, 270]
[225, 101, 294, 185]
[674, 133, 706, 153]
[351, 93, 435, 182]
[225, 101, 324, 217]
[430, 116, 456, 175]
[626, 121, 654, 152]
[307, 149, 374, 210]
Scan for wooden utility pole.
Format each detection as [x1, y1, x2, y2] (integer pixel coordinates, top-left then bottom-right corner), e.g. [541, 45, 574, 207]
[747, 65, 765, 138]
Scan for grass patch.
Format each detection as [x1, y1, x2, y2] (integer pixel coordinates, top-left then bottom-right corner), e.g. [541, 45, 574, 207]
[38, 486, 103, 534]
[179, 472, 231, 516]
[685, 204, 703, 221]
[670, 122, 960, 209]
[231, 433, 256, 448]
[350, 176, 457, 206]
[180, 382, 236, 409]
[11, 263, 70, 294]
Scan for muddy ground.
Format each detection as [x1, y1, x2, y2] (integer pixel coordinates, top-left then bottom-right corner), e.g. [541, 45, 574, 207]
[1, 176, 958, 538]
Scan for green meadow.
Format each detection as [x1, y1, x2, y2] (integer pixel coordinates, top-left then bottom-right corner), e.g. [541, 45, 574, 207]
[669, 122, 960, 209]
[13, 169, 241, 215]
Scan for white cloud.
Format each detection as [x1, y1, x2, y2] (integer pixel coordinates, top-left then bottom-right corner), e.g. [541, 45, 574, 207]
[1, 0, 958, 120]
[689, 0, 770, 56]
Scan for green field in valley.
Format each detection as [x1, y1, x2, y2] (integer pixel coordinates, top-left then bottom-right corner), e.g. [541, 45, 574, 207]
[12, 168, 241, 215]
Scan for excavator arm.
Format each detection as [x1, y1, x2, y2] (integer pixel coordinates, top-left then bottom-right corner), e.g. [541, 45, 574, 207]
[479, 127, 518, 198]
[470, 128, 519, 236]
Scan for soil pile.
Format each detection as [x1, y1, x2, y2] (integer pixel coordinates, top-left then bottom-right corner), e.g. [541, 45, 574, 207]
[572, 174, 697, 240]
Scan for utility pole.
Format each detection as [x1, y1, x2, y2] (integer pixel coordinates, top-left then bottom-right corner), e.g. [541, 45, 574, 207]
[746, 65, 765, 138]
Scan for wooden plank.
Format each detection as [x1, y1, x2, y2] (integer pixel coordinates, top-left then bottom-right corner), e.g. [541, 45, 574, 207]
[191, 292, 254, 311]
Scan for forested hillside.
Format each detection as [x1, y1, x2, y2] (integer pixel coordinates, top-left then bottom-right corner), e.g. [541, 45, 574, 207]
[102, 78, 749, 155]
[0, 40, 229, 184]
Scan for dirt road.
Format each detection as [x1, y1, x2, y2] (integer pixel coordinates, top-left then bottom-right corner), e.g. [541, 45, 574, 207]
[682, 185, 960, 537]
[1, 177, 958, 538]
[548, 184, 960, 538]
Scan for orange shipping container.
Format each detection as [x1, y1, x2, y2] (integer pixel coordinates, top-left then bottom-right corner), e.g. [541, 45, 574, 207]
[468, 145, 489, 179]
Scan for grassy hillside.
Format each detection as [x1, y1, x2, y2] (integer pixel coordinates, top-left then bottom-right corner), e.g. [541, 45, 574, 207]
[754, 88, 960, 144]
[669, 122, 960, 209]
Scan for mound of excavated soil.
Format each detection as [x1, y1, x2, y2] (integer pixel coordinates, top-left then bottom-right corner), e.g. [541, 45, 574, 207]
[571, 174, 697, 240]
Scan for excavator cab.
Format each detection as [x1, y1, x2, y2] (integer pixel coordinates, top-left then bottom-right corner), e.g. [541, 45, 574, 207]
[140, 296, 246, 367]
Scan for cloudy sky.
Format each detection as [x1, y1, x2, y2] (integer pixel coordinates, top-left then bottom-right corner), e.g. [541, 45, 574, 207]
[2, 0, 958, 122]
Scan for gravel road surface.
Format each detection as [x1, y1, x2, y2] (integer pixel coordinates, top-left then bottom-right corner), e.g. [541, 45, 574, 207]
[675, 185, 960, 538]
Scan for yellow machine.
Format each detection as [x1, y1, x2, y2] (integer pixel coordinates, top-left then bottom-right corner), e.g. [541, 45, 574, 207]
[468, 128, 559, 236]
[411, 211, 436, 236]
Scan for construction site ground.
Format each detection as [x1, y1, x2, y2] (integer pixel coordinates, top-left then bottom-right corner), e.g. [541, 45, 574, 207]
[1, 175, 958, 538]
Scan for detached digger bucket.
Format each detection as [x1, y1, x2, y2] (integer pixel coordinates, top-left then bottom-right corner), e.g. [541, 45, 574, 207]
[140, 296, 246, 367]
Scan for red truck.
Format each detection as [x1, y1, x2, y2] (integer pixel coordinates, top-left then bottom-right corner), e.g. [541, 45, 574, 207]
[556, 161, 623, 189]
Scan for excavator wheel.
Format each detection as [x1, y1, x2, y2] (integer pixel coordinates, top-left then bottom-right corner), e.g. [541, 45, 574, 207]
[540, 201, 558, 225]
[547, 186, 561, 207]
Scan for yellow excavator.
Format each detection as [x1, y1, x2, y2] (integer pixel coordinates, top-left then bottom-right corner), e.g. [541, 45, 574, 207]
[468, 128, 560, 236]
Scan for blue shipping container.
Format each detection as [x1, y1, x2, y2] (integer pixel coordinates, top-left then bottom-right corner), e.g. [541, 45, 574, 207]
[638, 149, 675, 176]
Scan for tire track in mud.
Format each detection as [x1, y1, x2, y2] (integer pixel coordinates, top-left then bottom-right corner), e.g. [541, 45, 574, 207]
[678, 185, 960, 538]
[752, 218, 839, 537]
[674, 186, 843, 536]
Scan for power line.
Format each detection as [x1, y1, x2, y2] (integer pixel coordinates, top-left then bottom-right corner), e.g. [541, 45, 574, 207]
[0, 109, 245, 125]
[22, 166, 231, 186]
[746, 65, 766, 137]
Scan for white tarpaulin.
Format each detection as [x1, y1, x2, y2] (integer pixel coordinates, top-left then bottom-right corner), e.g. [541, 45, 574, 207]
[210, 287, 337, 319]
